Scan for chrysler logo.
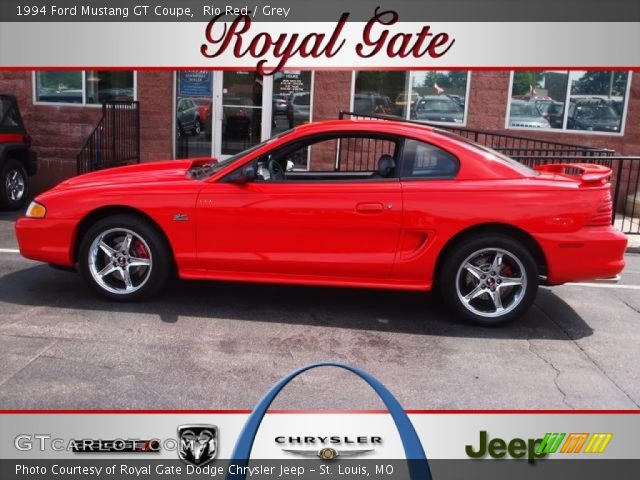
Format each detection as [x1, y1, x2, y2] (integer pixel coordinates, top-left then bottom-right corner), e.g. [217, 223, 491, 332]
[177, 425, 218, 467]
[283, 446, 374, 460]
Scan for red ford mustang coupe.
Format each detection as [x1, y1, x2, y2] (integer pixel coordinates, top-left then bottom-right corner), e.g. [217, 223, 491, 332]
[16, 120, 626, 325]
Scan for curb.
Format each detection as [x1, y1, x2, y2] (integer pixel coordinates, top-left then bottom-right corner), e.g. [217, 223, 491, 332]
[627, 246, 640, 254]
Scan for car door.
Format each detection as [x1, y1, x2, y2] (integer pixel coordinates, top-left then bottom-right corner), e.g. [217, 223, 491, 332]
[195, 134, 403, 279]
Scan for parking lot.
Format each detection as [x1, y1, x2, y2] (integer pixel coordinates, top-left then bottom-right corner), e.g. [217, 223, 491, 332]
[0, 210, 639, 411]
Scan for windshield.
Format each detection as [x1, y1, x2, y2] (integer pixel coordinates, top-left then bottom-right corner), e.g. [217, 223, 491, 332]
[433, 129, 539, 176]
[575, 104, 619, 122]
[196, 129, 295, 179]
[510, 103, 540, 117]
[419, 99, 461, 113]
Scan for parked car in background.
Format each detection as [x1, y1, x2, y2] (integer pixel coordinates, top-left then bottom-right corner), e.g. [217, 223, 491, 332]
[413, 95, 464, 123]
[273, 95, 289, 116]
[286, 92, 311, 127]
[512, 95, 557, 122]
[353, 93, 395, 116]
[176, 98, 202, 137]
[508, 100, 551, 128]
[0, 94, 37, 210]
[567, 98, 621, 132]
[36, 87, 83, 104]
[394, 91, 420, 115]
[446, 94, 465, 108]
[192, 99, 211, 127]
[16, 119, 625, 326]
[90, 88, 135, 103]
[545, 101, 565, 129]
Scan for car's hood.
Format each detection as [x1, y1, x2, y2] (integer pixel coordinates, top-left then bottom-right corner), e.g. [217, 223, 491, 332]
[416, 112, 463, 122]
[578, 119, 620, 130]
[53, 158, 214, 190]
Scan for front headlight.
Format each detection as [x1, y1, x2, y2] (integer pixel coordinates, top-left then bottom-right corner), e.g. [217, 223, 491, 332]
[25, 201, 46, 218]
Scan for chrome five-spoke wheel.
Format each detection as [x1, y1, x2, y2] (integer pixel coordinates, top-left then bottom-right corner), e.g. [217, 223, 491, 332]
[440, 234, 538, 325]
[79, 215, 171, 300]
[456, 248, 526, 318]
[88, 228, 153, 295]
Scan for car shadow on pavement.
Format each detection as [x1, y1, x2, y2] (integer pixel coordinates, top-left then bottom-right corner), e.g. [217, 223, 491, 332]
[0, 264, 594, 341]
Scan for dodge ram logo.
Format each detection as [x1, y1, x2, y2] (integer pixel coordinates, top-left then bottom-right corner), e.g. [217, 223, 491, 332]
[177, 425, 218, 466]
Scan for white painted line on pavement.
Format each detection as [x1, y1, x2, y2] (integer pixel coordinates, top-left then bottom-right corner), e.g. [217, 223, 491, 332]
[0, 248, 19, 253]
[565, 282, 640, 290]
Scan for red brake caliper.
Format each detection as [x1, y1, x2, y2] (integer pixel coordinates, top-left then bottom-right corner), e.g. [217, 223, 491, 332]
[132, 240, 149, 259]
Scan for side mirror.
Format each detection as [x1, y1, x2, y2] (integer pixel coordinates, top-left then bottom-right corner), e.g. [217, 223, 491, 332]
[232, 165, 256, 184]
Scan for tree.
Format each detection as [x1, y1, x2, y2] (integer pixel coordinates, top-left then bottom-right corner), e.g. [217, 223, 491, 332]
[572, 71, 627, 97]
[512, 71, 541, 96]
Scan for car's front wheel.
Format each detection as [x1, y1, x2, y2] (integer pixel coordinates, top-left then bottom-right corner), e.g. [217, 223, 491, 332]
[78, 215, 171, 300]
[439, 234, 538, 326]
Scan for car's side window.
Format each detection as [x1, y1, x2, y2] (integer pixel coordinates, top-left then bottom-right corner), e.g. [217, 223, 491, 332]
[0, 98, 19, 128]
[400, 138, 459, 179]
[252, 134, 399, 182]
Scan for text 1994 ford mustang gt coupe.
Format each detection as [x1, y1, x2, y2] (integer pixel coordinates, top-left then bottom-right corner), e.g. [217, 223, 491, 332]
[16, 119, 626, 325]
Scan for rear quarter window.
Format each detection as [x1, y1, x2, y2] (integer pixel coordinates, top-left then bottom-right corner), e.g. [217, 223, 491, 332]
[400, 138, 459, 179]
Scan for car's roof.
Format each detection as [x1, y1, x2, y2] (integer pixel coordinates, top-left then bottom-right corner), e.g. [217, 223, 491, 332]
[420, 95, 456, 100]
[291, 119, 435, 135]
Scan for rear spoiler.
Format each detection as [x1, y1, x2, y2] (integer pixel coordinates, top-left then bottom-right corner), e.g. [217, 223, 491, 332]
[534, 163, 612, 186]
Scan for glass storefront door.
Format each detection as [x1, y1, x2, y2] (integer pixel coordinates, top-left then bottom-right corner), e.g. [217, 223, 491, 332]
[175, 71, 213, 159]
[175, 70, 313, 162]
[216, 71, 268, 157]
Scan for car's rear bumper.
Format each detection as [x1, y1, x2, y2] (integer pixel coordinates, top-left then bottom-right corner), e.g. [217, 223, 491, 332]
[15, 217, 76, 267]
[536, 226, 627, 285]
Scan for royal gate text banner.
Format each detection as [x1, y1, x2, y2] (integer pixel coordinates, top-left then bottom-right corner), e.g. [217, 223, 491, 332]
[0, 21, 638, 71]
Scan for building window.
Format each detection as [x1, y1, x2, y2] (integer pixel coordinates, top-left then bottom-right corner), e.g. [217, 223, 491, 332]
[410, 72, 468, 124]
[85, 71, 135, 104]
[352, 71, 470, 125]
[507, 70, 631, 135]
[34, 71, 135, 105]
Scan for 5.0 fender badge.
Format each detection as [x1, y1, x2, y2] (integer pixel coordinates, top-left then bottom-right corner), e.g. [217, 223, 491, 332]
[173, 213, 189, 221]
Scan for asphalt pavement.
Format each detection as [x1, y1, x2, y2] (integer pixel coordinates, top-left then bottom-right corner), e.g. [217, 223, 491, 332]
[0, 210, 639, 410]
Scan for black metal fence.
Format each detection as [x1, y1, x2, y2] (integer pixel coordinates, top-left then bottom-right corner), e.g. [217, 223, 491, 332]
[77, 101, 140, 174]
[339, 111, 615, 158]
[339, 111, 640, 234]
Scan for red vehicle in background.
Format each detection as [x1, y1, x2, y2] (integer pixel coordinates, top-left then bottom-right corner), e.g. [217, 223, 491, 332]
[0, 94, 37, 210]
[193, 99, 211, 126]
[15, 119, 626, 325]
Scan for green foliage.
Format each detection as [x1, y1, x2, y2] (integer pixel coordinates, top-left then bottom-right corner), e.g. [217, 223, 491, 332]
[512, 71, 542, 96]
[572, 71, 628, 96]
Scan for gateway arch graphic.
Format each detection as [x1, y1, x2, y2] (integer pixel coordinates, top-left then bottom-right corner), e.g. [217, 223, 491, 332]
[228, 362, 432, 480]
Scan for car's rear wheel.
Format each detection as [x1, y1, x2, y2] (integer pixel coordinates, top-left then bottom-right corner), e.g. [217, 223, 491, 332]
[439, 234, 538, 326]
[1, 159, 29, 210]
[78, 215, 171, 300]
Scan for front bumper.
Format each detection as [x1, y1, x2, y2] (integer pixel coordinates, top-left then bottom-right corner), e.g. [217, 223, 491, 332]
[536, 226, 627, 285]
[15, 217, 76, 267]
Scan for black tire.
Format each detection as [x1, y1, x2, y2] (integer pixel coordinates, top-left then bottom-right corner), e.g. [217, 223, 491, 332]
[439, 234, 538, 326]
[0, 158, 29, 210]
[78, 214, 172, 301]
[193, 116, 201, 135]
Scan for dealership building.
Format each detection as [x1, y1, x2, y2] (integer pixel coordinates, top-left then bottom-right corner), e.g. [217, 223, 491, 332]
[0, 69, 638, 195]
